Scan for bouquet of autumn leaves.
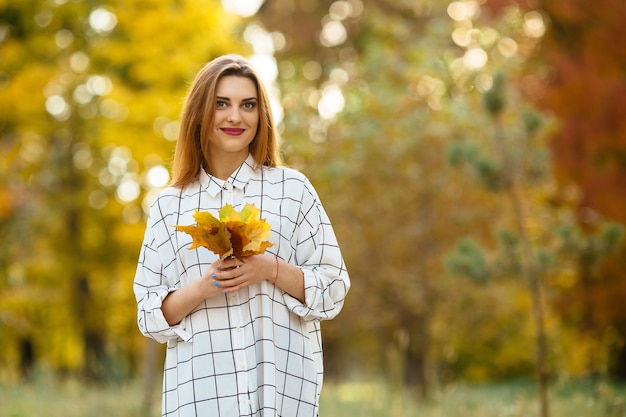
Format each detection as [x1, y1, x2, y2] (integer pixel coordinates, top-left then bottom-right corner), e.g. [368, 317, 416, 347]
[174, 203, 274, 261]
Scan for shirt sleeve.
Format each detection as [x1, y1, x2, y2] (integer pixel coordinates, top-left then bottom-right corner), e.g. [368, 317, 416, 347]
[284, 177, 351, 321]
[133, 204, 192, 344]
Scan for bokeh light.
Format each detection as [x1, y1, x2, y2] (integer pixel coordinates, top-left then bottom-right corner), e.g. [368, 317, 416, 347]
[523, 11, 546, 38]
[220, 0, 264, 17]
[45, 95, 71, 121]
[320, 20, 347, 47]
[463, 48, 488, 70]
[116, 178, 140, 203]
[317, 84, 345, 119]
[146, 165, 170, 188]
[447, 1, 480, 22]
[54, 29, 73, 49]
[88, 8, 117, 35]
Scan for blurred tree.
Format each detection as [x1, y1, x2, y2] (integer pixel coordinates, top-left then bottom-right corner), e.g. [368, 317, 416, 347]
[0, 0, 245, 381]
[256, 0, 626, 399]
[447, 71, 555, 417]
[257, 0, 566, 399]
[446, 67, 623, 417]
[3, 0, 624, 397]
[535, 0, 626, 380]
[536, 0, 626, 222]
[486, 0, 626, 379]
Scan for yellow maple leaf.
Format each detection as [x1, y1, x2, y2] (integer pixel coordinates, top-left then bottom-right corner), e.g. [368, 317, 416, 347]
[174, 203, 273, 260]
[241, 218, 273, 254]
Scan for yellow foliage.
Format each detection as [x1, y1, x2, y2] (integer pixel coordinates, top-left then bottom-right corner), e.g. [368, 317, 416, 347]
[175, 204, 274, 260]
[0, 0, 251, 378]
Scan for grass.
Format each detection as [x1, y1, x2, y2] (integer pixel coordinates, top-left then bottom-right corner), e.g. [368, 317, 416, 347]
[0, 375, 160, 417]
[1, 375, 625, 417]
[322, 378, 626, 417]
[320, 378, 626, 417]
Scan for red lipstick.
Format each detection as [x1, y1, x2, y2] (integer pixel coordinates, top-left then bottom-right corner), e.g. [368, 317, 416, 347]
[221, 128, 245, 136]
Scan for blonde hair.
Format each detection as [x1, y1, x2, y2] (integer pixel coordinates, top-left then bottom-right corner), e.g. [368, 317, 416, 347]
[171, 54, 282, 187]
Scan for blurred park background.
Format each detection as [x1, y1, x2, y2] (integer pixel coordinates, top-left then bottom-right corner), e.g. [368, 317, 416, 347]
[2, 0, 626, 416]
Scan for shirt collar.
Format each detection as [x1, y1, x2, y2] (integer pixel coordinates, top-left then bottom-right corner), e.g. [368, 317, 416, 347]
[199, 154, 258, 197]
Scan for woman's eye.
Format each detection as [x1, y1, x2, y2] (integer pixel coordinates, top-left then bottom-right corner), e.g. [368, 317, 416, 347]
[242, 102, 256, 110]
[216, 100, 228, 108]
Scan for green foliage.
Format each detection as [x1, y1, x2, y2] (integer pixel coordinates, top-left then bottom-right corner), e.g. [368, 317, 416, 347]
[493, 228, 523, 275]
[445, 239, 489, 284]
[522, 105, 544, 136]
[598, 223, 625, 253]
[536, 248, 555, 271]
[482, 71, 507, 116]
[475, 157, 506, 191]
[497, 227, 521, 249]
[446, 140, 481, 166]
[557, 222, 625, 265]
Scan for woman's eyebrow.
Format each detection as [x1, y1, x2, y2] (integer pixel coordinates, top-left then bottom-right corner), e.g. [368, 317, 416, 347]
[216, 96, 258, 102]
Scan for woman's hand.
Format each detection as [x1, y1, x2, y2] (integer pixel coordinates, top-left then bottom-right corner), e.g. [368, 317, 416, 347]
[164, 255, 275, 326]
[214, 255, 306, 303]
[211, 254, 276, 293]
[161, 259, 226, 325]
[163, 254, 306, 326]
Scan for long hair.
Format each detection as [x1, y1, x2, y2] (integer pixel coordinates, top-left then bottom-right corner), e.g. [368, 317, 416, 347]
[171, 54, 282, 188]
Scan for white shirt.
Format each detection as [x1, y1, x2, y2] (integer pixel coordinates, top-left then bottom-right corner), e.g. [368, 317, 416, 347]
[134, 155, 350, 417]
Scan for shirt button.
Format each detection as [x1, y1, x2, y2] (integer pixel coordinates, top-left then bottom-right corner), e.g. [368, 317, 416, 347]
[223, 182, 233, 190]
[238, 363, 246, 370]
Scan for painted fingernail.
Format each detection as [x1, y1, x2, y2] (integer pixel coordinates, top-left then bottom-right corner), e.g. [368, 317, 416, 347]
[213, 281, 220, 287]
[216, 265, 221, 271]
[211, 273, 217, 279]
[223, 289, 228, 294]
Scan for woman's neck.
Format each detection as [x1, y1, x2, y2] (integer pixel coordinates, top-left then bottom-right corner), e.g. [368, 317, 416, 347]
[207, 152, 247, 180]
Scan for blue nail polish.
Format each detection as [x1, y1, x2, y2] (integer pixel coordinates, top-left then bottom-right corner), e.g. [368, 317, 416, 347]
[214, 281, 220, 287]
[211, 273, 217, 279]
[223, 289, 228, 294]
[216, 265, 221, 271]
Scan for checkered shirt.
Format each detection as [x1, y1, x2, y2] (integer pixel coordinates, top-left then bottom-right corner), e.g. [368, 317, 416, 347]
[134, 154, 350, 417]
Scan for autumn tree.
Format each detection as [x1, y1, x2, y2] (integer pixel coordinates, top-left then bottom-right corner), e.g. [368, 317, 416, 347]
[484, 0, 626, 380]
[446, 70, 557, 417]
[0, 0, 245, 381]
[260, 0, 564, 397]
[3, 0, 625, 396]
[534, 0, 626, 379]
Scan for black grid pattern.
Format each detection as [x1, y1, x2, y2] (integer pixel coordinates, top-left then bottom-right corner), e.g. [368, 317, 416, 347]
[134, 155, 350, 417]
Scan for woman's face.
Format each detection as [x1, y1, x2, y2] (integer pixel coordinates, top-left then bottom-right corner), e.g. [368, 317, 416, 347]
[209, 75, 259, 158]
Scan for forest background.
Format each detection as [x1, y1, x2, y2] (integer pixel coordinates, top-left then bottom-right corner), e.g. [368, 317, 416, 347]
[1, 0, 626, 412]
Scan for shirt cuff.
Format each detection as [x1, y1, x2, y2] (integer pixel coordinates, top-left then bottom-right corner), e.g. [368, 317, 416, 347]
[144, 288, 193, 342]
[283, 269, 318, 320]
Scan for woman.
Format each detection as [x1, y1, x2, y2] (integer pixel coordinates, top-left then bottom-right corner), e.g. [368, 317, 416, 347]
[133, 54, 350, 417]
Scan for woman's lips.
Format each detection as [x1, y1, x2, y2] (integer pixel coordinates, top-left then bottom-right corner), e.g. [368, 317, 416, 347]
[221, 128, 245, 136]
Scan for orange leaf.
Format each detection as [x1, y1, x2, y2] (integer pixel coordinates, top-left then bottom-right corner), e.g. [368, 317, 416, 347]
[174, 204, 273, 260]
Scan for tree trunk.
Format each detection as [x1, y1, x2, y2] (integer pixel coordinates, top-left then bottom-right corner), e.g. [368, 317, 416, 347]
[402, 189, 436, 400]
[404, 312, 430, 400]
[494, 117, 551, 417]
[142, 339, 161, 416]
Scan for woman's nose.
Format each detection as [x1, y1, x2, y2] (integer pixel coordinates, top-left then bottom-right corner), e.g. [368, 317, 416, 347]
[227, 107, 241, 123]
